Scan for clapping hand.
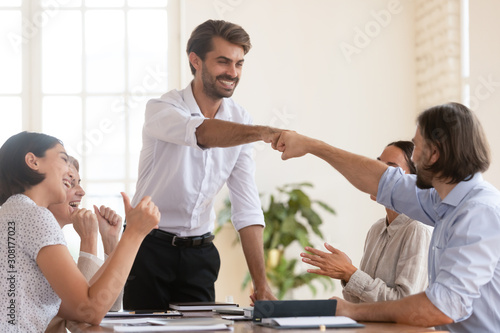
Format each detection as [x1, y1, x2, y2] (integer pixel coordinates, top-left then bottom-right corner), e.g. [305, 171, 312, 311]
[301, 242, 357, 282]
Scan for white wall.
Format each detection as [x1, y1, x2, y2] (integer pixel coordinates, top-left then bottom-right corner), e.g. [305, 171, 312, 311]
[179, 0, 418, 306]
[468, 0, 500, 189]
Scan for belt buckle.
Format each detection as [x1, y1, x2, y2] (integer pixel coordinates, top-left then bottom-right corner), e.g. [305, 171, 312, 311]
[171, 235, 178, 247]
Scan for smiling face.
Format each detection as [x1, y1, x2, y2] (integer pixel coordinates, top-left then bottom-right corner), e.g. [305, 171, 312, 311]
[48, 163, 85, 226]
[32, 143, 72, 206]
[197, 36, 244, 100]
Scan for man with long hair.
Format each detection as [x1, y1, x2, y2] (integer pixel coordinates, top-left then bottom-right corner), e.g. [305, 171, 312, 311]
[277, 103, 500, 332]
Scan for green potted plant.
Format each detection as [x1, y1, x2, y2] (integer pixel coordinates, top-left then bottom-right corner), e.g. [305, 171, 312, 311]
[216, 182, 335, 299]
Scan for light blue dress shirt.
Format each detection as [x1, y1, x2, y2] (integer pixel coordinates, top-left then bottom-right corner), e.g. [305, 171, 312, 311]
[377, 167, 500, 333]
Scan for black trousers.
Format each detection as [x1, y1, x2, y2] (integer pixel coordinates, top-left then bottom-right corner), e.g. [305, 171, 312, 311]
[123, 232, 221, 310]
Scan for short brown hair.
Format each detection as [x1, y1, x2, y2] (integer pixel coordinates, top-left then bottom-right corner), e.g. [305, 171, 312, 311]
[417, 102, 490, 184]
[186, 19, 252, 75]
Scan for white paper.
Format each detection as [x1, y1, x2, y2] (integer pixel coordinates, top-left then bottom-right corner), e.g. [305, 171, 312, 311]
[113, 324, 230, 332]
[220, 315, 249, 321]
[105, 311, 181, 317]
[101, 318, 152, 325]
[268, 316, 357, 327]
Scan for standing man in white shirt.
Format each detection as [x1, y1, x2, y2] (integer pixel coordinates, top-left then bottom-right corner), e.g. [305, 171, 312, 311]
[124, 19, 279, 310]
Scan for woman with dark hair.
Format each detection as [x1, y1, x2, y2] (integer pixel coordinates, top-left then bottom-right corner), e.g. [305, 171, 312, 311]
[0, 131, 160, 332]
[302, 141, 432, 303]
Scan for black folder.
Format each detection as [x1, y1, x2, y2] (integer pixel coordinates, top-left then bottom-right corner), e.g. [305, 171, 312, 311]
[253, 300, 364, 329]
[253, 299, 336, 322]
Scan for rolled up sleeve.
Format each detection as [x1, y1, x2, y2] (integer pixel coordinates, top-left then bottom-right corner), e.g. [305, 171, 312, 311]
[144, 97, 205, 150]
[377, 167, 436, 226]
[426, 204, 500, 322]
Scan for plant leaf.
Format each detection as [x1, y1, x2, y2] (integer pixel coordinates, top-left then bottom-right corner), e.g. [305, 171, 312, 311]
[301, 206, 324, 238]
[217, 182, 337, 299]
[313, 200, 336, 214]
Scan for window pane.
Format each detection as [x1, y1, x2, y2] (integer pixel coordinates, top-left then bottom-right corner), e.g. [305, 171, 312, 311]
[128, 10, 168, 93]
[42, 96, 83, 159]
[127, 181, 137, 198]
[84, 182, 126, 220]
[85, 10, 125, 93]
[42, 11, 82, 93]
[85, 0, 124, 7]
[41, 0, 82, 7]
[0, 11, 22, 93]
[128, 0, 167, 7]
[0, 97, 22, 145]
[85, 97, 126, 180]
[0, 1, 21, 6]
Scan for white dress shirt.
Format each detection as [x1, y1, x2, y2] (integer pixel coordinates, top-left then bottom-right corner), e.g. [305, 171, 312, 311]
[132, 82, 265, 237]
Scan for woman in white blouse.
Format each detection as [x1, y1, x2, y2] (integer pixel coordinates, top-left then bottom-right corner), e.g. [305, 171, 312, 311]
[301, 141, 432, 303]
[0, 131, 160, 332]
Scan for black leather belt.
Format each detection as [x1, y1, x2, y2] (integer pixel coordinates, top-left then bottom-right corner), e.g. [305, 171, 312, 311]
[148, 229, 214, 247]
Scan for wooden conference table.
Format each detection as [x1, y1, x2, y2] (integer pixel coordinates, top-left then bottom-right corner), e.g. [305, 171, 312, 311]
[67, 311, 444, 333]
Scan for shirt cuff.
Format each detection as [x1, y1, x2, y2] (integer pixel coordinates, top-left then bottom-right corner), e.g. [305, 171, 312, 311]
[343, 269, 371, 298]
[231, 213, 265, 231]
[425, 284, 469, 322]
[376, 166, 403, 210]
[188, 117, 207, 150]
[79, 251, 104, 266]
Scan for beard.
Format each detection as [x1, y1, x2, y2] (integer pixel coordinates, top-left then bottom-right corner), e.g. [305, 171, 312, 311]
[201, 61, 239, 100]
[415, 167, 434, 189]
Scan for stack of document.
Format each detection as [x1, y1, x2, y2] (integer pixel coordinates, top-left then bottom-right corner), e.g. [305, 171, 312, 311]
[101, 317, 233, 332]
[213, 306, 254, 321]
[105, 311, 182, 318]
[168, 301, 238, 311]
